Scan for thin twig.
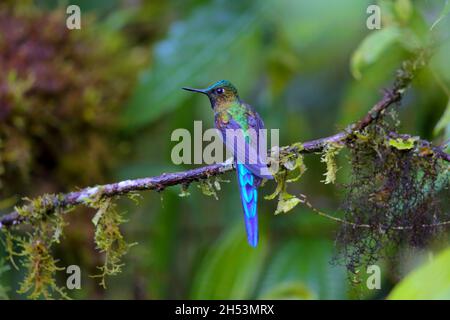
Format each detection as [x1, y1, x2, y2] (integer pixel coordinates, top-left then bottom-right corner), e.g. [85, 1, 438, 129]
[299, 194, 450, 230]
[299, 194, 370, 228]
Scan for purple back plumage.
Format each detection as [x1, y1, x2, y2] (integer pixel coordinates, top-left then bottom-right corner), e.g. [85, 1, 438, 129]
[236, 163, 259, 247]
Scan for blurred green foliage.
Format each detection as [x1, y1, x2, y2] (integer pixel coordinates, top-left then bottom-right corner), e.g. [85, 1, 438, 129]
[190, 226, 267, 299]
[0, 0, 449, 299]
[0, 1, 143, 195]
[0, 259, 9, 299]
[389, 248, 450, 299]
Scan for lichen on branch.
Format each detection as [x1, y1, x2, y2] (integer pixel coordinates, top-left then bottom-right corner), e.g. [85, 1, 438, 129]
[91, 198, 135, 289]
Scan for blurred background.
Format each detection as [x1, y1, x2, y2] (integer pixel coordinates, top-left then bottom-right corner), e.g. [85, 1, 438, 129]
[0, 0, 449, 299]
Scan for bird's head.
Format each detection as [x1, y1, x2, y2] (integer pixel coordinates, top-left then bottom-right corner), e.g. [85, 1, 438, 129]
[183, 80, 239, 109]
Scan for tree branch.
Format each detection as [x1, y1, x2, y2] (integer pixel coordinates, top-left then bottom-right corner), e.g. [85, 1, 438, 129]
[0, 161, 235, 228]
[0, 51, 449, 229]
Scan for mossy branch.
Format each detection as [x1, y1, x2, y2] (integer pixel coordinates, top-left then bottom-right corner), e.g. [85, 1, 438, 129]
[0, 50, 449, 230]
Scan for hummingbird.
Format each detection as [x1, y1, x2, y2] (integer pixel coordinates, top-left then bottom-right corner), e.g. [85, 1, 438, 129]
[183, 80, 273, 247]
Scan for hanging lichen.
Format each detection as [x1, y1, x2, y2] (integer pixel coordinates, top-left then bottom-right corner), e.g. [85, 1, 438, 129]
[0, 228, 20, 270]
[197, 177, 229, 200]
[178, 183, 191, 198]
[0, 2, 144, 298]
[321, 143, 344, 185]
[17, 234, 69, 299]
[334, 117, 450, 276]
[13, 205, 70, 299]
[91, 198, 135, 288]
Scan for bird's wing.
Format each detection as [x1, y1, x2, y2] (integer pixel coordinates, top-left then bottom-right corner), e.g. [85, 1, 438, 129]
[216, 107, 273, 180]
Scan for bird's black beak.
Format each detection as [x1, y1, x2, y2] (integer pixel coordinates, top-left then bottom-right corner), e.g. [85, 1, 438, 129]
[182, 87, 208, 95]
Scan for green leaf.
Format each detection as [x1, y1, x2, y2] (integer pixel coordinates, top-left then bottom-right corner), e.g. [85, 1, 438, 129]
[434, 100, 450, 140]
[388, 248, 450, 299]
[351, 27, 401, 79]
[388, 137, 418, 150]
[274, 192, 301, 215]
[190, 225, 267, 299]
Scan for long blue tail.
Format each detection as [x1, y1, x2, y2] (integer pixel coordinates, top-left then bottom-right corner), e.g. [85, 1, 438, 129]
[236, 163, 259, 247]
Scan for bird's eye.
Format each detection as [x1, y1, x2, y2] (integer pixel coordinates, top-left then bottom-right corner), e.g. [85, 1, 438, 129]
[216, 88, 224, 94]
